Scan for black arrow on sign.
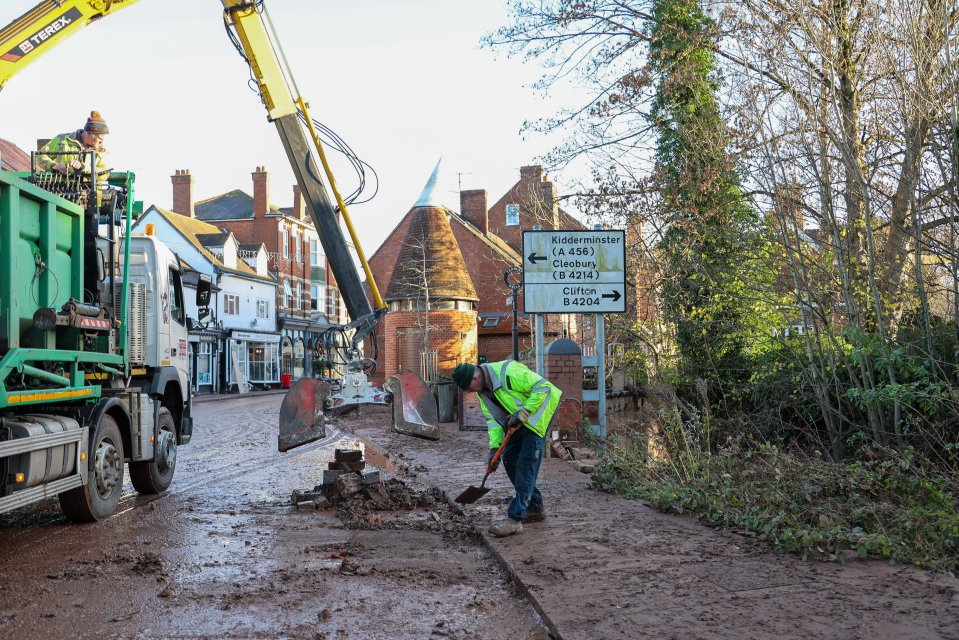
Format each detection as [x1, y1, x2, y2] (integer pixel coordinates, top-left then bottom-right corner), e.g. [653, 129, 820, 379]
[527, 252, 547, 264]
[602, 290, 622, 302]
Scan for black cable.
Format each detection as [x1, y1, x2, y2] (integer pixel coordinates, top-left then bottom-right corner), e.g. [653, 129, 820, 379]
[297, 112, 379, 207]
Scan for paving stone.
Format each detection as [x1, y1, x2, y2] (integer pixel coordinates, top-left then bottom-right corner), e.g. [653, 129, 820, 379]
[322, 469, 345, 485]
[550, 440, 571, 461]
[334, 448, 363, 462]
[573, 460, 595, 474]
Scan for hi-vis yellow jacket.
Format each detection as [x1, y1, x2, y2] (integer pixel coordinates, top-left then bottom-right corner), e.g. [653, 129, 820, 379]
[477, 360, 562, 448]
[36, 130, 108, 176]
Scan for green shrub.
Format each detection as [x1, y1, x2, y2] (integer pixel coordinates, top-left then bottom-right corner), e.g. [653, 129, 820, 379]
[593, 436, 959, 574]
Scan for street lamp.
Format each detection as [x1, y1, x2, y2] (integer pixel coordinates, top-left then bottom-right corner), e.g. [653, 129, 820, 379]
[504, 266, 523, 360]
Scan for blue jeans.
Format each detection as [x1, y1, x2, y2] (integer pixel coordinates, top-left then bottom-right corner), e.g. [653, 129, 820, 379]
[502, 424, 546, 521]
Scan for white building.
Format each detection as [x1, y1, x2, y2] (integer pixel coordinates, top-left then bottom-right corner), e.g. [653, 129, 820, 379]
[134, 206, 280, 393]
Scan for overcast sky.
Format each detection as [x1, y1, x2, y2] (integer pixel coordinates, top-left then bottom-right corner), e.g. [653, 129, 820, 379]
[1, 0, 582, 253]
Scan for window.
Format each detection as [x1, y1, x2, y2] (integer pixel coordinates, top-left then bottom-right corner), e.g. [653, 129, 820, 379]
[168, 268, 185, 325]
[310, 238, 325, 269]
[281, 228, 289, 258]
[283, 280, 293, 309]
[197, 342, 212, 385]
[256, 298, 269, 319]
[223, 293, 240, 315]
[505, 203, 520, 226]
[311, 284, 326, 314]
[481, 316, 501, 328]
[248, 342, 278, 383]
[295, 234, 302, 262]
[296, 281, 302, 311]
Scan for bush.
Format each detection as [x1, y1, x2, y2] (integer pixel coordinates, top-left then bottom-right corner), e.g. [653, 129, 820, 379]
[593, 435, 959, 574]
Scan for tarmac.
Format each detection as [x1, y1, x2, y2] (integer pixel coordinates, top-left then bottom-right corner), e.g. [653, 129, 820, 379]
[195, 390, 959, 639]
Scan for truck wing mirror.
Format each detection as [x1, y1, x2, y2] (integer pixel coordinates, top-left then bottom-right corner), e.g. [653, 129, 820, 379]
[196, 274, 212, 307]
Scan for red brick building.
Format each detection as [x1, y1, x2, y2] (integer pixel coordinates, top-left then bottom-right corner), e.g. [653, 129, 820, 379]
[170, 167, 345, 380]
[367, 164, 586, 384]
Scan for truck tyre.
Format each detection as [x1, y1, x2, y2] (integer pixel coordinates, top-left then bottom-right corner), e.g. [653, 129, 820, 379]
[129, 407, 177, 494]
[59, 414, 124, 522]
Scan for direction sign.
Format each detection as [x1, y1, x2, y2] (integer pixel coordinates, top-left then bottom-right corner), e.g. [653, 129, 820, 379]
[522, 229, 627, 313]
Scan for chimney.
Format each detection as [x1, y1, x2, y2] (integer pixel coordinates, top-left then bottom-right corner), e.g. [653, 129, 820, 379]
[460, 189, 488, 235]
[292, 184, 307, 221]
[171, 169, 195, 218]
[539, 180, 559, 228]
[252, 166, 269, 217]
[520, 165, 544, 184]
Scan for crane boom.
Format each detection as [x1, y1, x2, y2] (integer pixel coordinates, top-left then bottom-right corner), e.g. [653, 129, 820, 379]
[222, 0, 385, 345]
[0, 1, 143, 91]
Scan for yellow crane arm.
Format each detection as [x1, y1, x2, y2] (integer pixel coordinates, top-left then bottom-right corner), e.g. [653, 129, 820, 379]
[0, 1, 142, 90]
[222, 0, 387, 320]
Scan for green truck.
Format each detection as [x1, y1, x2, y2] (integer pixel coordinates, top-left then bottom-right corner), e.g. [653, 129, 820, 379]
[0, 165, 210, 521]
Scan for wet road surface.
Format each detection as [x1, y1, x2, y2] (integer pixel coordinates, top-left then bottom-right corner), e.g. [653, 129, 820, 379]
[0, 394, 549, 639]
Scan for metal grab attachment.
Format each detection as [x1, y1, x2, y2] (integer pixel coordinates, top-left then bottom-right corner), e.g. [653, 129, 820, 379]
[277, 371, 440, 452]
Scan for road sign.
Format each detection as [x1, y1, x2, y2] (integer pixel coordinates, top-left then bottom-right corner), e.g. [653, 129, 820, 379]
[522, 229, 626, 313]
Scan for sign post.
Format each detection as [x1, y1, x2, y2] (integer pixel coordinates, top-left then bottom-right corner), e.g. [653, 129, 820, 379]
[522, 229, 627, 438]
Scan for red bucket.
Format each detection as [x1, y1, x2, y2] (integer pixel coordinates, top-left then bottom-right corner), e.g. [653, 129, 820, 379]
[280, 373, 293, 389]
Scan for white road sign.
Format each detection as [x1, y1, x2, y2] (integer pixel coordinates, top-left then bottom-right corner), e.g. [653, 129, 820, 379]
[522, 229, 627, 313]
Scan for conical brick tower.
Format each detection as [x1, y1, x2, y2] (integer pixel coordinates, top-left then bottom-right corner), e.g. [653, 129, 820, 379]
[381, 160, 478, 379]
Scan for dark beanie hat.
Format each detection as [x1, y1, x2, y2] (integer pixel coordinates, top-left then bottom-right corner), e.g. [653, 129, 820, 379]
[84, 110, 109, 135]
[452, 363, 476, 390]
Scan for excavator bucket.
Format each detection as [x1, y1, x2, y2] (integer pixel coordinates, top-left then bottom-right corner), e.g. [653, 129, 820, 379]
[278, 378, 331, 452]
[386, 371, 440, 440]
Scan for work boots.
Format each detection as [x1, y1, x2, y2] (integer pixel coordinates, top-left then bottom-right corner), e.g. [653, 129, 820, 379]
[488, 518, 523, 537]
[523, 509, 546, 523]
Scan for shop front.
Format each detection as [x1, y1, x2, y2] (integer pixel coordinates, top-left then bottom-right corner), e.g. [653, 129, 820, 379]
[227, 330, 281, 391]
[188, 332, 221, 395]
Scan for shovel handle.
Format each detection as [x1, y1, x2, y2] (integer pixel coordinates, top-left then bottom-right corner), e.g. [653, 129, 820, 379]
[486, 427, 516, 474]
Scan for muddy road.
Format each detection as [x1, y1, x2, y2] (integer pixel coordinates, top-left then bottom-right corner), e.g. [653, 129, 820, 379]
[0, 394, 548, 639]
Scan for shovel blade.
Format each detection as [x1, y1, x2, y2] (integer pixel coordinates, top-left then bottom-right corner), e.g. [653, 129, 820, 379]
[386, 371, 440, 440]
[278, 379, 330, 452]
[454, 485, 491, 505]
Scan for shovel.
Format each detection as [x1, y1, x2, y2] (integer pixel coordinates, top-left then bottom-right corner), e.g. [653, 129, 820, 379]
[454, 427, 516, 504]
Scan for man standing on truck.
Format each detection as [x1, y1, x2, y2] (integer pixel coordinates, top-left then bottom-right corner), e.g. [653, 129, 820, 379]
[37, 110, 109, 176]
[452, 360, 561, 537]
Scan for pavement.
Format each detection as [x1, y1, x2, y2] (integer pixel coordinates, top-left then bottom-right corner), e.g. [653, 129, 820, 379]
[341, 409, 959, 640]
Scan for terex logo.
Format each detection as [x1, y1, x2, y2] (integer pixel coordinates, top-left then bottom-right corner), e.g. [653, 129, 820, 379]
[2, 7, 82, 63]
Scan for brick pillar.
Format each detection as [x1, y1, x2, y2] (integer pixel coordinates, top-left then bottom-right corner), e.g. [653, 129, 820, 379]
[544, 338, 583, 434]
[460, 189, 488, 235]
[252, 166, 269, 217]
[171, 169, 194, 218]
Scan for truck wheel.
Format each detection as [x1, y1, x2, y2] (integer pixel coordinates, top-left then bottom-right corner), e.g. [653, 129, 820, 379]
[129, 408, 177, 494]
[59, 414, 124, 522]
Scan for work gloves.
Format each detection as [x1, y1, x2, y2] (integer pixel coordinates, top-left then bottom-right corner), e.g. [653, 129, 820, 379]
[506, 408, 530, 429]
[487, 448, 500, 472]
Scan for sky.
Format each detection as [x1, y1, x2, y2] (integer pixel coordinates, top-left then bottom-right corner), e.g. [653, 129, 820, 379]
[0, 0, 583, 253]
